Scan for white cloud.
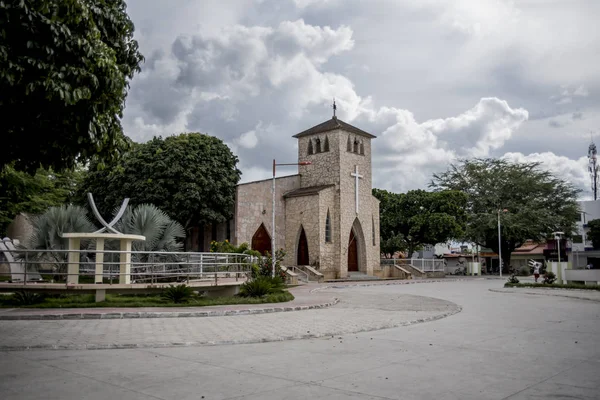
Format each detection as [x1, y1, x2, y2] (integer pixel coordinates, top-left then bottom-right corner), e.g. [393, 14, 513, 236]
[293, 0, 333, 8]
[574, 85, 590, 97]
[423, 97, 528, 157]
[369, 97, 528, 192]
[122, 1, 600, 199]
[237, 129, 259, 149]
[551, 84, 591, 105]
[502, 152, 589, 196]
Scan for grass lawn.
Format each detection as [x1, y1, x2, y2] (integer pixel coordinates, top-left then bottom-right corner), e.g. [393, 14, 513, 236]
[504, 282, 600, 291]
[0, 291, 295, 308]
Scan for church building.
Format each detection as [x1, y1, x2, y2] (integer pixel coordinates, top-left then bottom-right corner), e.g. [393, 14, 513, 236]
[188, 112, 381, 280]
[236, 112, 381, 280]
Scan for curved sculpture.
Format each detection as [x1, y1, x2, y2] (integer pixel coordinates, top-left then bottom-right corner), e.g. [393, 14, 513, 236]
[87, 193, 129, 234]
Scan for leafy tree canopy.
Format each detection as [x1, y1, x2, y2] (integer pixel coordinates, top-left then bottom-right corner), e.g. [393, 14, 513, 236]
[0, 0, 144, 172]
[0, 164, 85, 235]
[77, 133, 242, 229]
[431, 158, 580, 270]
[586, 219, 600, 250]
[373, 188, 467, 257]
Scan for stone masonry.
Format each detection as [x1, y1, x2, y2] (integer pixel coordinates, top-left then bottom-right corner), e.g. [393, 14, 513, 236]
[223, 116, 380, 280]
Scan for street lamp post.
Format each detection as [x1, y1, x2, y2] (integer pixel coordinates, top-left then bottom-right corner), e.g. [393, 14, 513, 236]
[553, 231, 564, 264]
[272, 159, 311, 278]
[497, 209, 508, 277]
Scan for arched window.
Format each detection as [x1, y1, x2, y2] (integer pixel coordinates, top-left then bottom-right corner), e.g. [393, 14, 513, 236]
[315, 137, 322, 153]
[347, 136, 352, 152]
[324, 136, 330, 152]
[307, 139, 314, 155]
[360, 141, 365, 155]
[353, 138, 359, 153]
[325, 210, 332, 243]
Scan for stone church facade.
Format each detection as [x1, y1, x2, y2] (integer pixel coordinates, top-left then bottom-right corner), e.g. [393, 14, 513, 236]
[237, 116, 381, 280]
[190, 116, 381, 280]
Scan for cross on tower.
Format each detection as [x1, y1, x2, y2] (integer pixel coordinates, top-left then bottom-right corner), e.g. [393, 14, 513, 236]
[350, 165, 363, 214]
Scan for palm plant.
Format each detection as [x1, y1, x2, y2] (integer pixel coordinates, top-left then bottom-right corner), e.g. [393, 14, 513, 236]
[113, 204, 185, 253]
[23, 204, 185, 281]
[106, 204, 185, 280]
[22, 205, 96, 276]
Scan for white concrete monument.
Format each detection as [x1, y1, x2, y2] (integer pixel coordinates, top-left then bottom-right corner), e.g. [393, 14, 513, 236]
[62, 194, 145, 284]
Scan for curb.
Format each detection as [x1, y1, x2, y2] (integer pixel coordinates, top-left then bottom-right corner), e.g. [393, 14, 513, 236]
[489, 288, 600, 302]
[0, 278, 474, 321]
[0, 298, 340, 320]
[0, 305, 461, 351]
[310, 278, 473, 293]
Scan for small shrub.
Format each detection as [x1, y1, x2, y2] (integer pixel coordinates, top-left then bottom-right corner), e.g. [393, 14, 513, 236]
[12, 291, 45, 306]
[543, 271, 557, 284]
[518, 266, 530, 276]
[267, 276, 285, 292]
[250, 263, 261, 279]
[507, 274, 520, 284]
[239, 277, 274, 297]
[161, 284, 193, 303]
[255, 249, 287, 280]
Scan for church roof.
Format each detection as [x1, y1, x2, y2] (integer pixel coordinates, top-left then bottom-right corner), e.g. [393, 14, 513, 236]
[283, 184, 335, 198]
[292, 116, 376, 139]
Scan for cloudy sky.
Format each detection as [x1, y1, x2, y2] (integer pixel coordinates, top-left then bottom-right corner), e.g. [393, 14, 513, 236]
[122, 0, 600, 198]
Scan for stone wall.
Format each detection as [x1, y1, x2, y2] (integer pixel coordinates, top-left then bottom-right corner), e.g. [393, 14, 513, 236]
[297, 130, 341, 189]
[318, 187, 338, 279]
[235, 175, 300, 250]
[283, 194, 321, 268]
[337, 130, 379, 277]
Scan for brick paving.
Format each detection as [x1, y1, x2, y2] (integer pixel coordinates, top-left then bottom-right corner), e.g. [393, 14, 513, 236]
[0, 282, 459, 350]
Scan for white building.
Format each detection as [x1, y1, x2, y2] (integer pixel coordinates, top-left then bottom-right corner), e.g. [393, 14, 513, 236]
[568, 200, 600, 268]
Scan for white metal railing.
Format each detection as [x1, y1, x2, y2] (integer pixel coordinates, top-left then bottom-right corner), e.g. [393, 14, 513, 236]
[411, 258, 445, 272]
[380, 258, 445, 272]
[0, 248, 257, 284]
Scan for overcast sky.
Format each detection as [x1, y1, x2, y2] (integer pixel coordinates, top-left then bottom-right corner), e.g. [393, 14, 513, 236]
[122, 0, 600, 198]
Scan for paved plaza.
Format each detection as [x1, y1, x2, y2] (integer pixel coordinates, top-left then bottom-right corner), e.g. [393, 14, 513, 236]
[1, 279, 599, 399]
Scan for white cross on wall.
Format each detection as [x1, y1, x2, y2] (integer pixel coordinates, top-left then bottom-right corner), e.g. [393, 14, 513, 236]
[351, 165, 363, 214]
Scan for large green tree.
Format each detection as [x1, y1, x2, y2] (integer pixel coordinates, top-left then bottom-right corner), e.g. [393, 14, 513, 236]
[586, 219, 600, 249]
[373, 188, 467, 258]
[431, 158, 580, 271]
[77, 133, 242, 229]
[0, 165, 85, 235]
[0, 0, 143, 172]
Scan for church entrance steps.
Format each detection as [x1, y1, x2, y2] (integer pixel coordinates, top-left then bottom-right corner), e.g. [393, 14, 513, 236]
[327, 272, 385, 282]
[402, 264, 427, 277]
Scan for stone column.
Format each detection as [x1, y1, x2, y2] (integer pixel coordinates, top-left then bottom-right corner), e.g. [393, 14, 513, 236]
[95, 238, 105, 284]
[119, 239, 132, 284]
[67, 238, 81, 284]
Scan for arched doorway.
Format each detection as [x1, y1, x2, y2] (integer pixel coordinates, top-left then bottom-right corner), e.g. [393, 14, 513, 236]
[251, 223, 272, 255]
[297, 226, 309, 265]
[348, 229, 358, 272]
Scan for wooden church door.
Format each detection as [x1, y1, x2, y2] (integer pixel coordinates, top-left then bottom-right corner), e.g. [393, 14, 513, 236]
[348, 229, 358, 272]
[297, 227, 309, 265]
[251, 223, 272, 256]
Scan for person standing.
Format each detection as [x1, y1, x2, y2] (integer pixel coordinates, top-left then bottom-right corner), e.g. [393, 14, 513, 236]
[533, 263, 541, 282]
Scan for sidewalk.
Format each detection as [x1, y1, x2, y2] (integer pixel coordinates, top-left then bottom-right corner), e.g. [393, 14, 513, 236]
[0, 277, 484, 321]
[490, 286, 600, 302]
[0, 282, 460, 351]
[0, 284, 337, 320]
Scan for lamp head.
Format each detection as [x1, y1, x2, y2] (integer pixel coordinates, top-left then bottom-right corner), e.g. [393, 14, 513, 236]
[298, 161, 312, 166]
